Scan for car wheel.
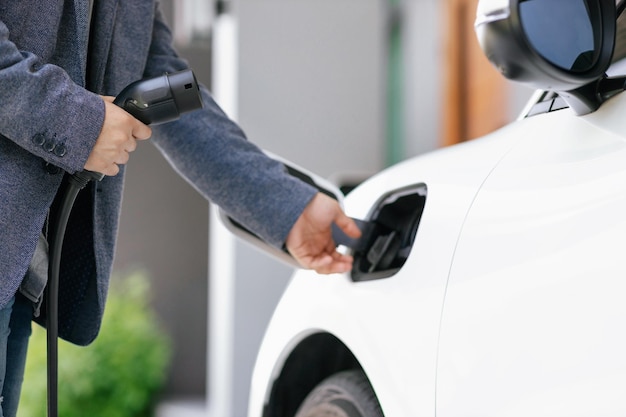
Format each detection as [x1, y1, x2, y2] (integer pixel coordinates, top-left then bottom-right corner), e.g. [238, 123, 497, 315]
[294, 370, 384, 417]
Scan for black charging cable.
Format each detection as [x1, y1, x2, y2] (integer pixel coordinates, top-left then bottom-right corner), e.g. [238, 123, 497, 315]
[45, 69, 202, 417]
[46, 169, 104, 417]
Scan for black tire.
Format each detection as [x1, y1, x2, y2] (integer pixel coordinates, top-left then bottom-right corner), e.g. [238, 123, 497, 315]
[294, 370, 384, 417]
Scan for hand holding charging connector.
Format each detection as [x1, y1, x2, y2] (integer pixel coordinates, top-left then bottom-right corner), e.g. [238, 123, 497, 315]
[84, 70, 202, 176]
[83, 98, 152, 176]
[47, 69, 203, 417]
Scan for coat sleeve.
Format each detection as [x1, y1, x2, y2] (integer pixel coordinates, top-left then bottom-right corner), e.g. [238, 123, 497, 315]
[142, 4, 318, 248]
[0, 20, 104, 174]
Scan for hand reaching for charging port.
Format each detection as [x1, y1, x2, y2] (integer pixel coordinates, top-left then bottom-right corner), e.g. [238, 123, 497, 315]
[84, 96, 152, 176]
[286, 193, 362, 274]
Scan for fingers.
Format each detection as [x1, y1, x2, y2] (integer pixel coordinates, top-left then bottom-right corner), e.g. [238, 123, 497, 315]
[102, 96, 151, 141]
[131, 118, 152, 141]
[285, 192, 360, 274]
[125, 137, 138, 153]
[308, 252, 354, 275]
[84, 97, 152, 176]
[290, 249, 354, 275]
[333, 211, 362, 240]
[100, 162, 120, 177]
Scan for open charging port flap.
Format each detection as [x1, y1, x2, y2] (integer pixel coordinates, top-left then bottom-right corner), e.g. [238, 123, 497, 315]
[351, 184, 427, 282]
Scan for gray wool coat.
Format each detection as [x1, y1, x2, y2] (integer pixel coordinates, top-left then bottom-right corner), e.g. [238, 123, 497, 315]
[0, 0, 317, 345]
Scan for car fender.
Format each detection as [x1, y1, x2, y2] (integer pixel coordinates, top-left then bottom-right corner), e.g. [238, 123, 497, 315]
[248, 116, 549, 417]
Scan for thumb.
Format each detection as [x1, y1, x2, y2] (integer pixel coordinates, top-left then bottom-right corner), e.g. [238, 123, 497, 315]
[333, 209, 362, 239]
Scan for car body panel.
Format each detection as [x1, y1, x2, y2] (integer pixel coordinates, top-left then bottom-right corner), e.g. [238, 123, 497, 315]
[438, 96, 626, 416]
[249, 112, 553, 416]
[248, 91, 626, 416]
[241, 3, 626, 415]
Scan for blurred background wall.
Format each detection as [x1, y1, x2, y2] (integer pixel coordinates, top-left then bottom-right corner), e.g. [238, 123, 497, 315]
[111, 1, 532, 416]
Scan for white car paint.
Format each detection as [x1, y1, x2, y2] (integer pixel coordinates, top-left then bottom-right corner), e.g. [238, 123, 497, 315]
[438, 98, 626, 416]
[237, 0, 626, 411]
[245, 89, 626, 416]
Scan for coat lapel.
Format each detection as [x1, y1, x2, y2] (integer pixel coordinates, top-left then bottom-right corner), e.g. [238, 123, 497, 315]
[86, 0, 120, 93]
[72, 0, 91, 85]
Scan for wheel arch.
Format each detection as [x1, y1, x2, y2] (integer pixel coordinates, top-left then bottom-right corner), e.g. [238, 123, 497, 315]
[262, 332, 365, 417]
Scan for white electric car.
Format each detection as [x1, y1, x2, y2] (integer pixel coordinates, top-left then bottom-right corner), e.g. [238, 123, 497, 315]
[223, 0, 626, 415]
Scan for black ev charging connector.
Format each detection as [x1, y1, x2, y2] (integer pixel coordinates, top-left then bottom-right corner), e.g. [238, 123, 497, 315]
[46, 69, 202, 417]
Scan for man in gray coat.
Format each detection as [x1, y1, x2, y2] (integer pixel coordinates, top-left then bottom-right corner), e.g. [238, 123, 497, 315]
[0, 1, 361, 415]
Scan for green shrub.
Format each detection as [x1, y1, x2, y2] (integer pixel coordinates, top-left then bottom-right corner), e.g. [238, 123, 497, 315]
[18, 271, 172, 417]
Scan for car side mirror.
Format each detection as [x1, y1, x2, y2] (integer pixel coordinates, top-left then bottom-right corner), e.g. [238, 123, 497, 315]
[475, 0, 617, 115]
[218, 152, 345, 268]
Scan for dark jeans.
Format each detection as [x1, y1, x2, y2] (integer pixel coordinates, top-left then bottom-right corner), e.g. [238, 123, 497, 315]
[0, 293, 32, 417]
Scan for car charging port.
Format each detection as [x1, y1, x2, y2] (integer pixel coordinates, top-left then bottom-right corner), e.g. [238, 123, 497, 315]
[366, 230, 401, 272]
[351, 184, 427, 282]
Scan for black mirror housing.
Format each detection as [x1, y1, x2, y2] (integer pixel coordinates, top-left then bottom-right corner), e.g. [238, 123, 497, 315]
[475, 0, 616, 96]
